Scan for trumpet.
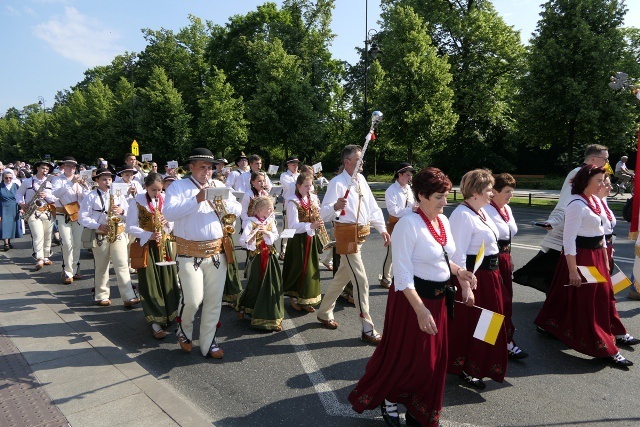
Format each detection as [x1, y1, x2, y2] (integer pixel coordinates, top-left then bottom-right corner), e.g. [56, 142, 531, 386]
[137, 161, 152, 173]
[175, 166, 188, 178]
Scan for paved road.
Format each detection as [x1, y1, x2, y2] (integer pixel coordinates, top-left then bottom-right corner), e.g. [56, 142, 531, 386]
[4, 202, 640, 427]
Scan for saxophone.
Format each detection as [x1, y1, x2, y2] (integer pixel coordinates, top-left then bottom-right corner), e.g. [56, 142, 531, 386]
[106, 186, 121, 243]
[154, 199, 175, 266]
[21, 176, 52, 219]
[310, 197, 334, 251]
[213, 195, 237, 264]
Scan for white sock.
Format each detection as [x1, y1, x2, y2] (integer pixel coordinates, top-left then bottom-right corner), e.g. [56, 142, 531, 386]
[152, 323, 163, 333]
[384, 399, 398, 417]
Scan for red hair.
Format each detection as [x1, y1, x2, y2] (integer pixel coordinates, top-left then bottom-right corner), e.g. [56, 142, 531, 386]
[571, 164, 605, 194]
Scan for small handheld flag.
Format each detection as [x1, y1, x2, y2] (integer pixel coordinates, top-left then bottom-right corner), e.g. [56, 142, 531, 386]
[577, 266, 607, 284]
[611, 270, 632, 294]
[473, 307, 505, 345]
[472, 241, 485, 273]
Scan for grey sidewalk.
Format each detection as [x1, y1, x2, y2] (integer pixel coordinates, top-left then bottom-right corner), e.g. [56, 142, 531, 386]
[0, 255, 212, 427]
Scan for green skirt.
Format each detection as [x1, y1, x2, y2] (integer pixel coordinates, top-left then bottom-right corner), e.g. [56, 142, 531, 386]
[223, 234, 242, 304]
[282, 233, 322, 306]
[236, 250, 284, 331]
[137, 239, 180, 326]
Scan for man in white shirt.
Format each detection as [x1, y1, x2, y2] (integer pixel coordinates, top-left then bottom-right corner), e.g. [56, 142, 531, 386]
[164, 147, 242, 359]
[316, 145, 390, 345]
[236, 154, 273, 193]
[513, 144, 608, 293]
[226, 152, 250, 191]
[51, 157, 90, 284]
[115, 153, 145, 187]
[615, 155, 634, 188]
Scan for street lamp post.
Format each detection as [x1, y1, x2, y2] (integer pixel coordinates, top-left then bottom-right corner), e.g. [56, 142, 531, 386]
[364, 0, 381, 175]
[38, 96, 47, 151]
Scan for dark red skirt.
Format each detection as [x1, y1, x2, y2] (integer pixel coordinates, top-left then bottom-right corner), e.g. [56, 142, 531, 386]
[447, 268, 508, 382]
[498, 252, 515, 342]
[534, 247, 625, 357]
[348, 284, 447, 426]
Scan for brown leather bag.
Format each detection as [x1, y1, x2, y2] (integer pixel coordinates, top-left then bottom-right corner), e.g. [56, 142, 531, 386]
[130, 239, 149, 269]
[386, 215, 400, 235]
[334, 223, 358, 254]
[63, 201, 80, 222]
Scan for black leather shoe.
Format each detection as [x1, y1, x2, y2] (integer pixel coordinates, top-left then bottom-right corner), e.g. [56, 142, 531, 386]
[380, 403, 401, 427]
[609, 353, 633, 370]
[405, 411, 419, 426]
[616, 334, 640, 346]
[459, 372, 486, 389]
[508, 342, 529, 359]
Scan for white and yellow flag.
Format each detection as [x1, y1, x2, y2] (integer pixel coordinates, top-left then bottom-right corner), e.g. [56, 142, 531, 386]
[473, 308, 504, 345]
[577, 266, 607, 284]
[611, 271, 632, 294]
[472, 241, 485, 273]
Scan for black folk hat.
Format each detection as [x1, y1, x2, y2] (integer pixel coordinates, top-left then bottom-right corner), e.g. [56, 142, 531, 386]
[188, 147, 217, 163]
[285, 156, 300, 164]
[33, 160, 55, 171]
[58, 156, 78, 166]
[235, 151, 248, 165]
[117, 165, 138, 176]
[397, 162, 416, 174]
[92, 167, 116, 181]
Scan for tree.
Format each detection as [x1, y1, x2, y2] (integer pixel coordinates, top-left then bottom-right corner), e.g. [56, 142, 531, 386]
[375, 5, 457, 164]
[382, 0, 526, 177]
[518, 0, 636, 170]
[196, 67, 248, 157]
[137, 66, 192, 160]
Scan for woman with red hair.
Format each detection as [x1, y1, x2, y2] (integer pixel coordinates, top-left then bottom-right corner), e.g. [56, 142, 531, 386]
[535, 164, 638, 368]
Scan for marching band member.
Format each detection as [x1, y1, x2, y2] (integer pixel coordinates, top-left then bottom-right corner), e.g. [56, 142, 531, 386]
[214, 157, 229, 182]
[163, 175, 176, 192]
[117, 166, 144, 201]
[226, 152, 249, 191]
[240, 171, 269, 228]
[279, 156, 300, 259]
[237, 154, 273, 193]
[115, 153, 145, 186]
[163, 148, 241, 359]
[16, 160, 57, 270]
[125, 172, 180, 339]
[51, 157, 89, 284]
[210, 163, 243, 306]
[379, 162, 416, 289]
[282, 173, 323, 312]
[485, 173, 528, 359]
[237, 196, 284, 331]
[79, 168, 140, 307]
[535, 165, 638, 369]
[316, 144, 391, 345]
[448, 169, 507, 389]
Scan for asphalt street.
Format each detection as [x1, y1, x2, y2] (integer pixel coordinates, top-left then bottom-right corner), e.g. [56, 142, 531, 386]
[5, 202, 640, 427]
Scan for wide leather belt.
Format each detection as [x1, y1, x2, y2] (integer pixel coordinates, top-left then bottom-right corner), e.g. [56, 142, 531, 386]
[175, 236, 222, 258]
[96, 224, 125, 236]
[575, 235, 604, 249]
[466, 253, 499, 271]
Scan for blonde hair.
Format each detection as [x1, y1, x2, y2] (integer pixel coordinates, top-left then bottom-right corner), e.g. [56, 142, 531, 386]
[248, 195, 273, 217]
[460, 168, 494, 199]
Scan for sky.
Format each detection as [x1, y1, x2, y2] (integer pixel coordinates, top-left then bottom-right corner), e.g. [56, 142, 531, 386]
[1, 0, 639, 115]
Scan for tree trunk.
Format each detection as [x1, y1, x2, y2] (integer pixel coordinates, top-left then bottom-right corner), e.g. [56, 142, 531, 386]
[567, 118, 576, 169]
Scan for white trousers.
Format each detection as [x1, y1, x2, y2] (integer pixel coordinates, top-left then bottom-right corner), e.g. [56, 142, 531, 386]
[92, 233, 135, 301]
[316, 243, 376, 332]
[28, 210, 53, 260]
[56, 214, 83, 278]
[177, 255, 228, 356]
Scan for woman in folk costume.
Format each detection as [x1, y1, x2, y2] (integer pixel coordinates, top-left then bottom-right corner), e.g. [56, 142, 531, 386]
[209, 164, 243, 306]
[349, 168, 476, 427]
[79, 168, 139, 308]
[240, 171, 270, 228]
[597, 174, 616, 273]
[447, 169, 507, 390]
[379, 162, 417, 289]
[1, 169, 23, 250]
[484, 173, 528, 360]
[237, 196, 284, 331]
[125, 173, 180, 339]
[536, 165, 639, 369]
[282, 173, 324, 312]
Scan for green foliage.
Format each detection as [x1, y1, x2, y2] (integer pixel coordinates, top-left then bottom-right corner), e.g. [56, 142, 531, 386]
[518, 0, 637, 170]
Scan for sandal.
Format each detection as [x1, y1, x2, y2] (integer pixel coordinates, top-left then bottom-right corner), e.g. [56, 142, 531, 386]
[290, 298, 301, 311]
[302, 305, 316, 313]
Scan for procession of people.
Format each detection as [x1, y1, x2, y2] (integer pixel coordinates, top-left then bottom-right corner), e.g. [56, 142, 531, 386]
[3, 137, 640, 427]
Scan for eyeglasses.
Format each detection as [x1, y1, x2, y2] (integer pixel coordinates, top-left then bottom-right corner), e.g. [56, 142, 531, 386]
[596, 155, 609, 161]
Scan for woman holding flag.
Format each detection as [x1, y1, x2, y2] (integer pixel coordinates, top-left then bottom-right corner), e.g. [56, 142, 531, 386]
[447, 168, 508, 390]
[535, 165, 638, 369]
[349, 167, 475, 427]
